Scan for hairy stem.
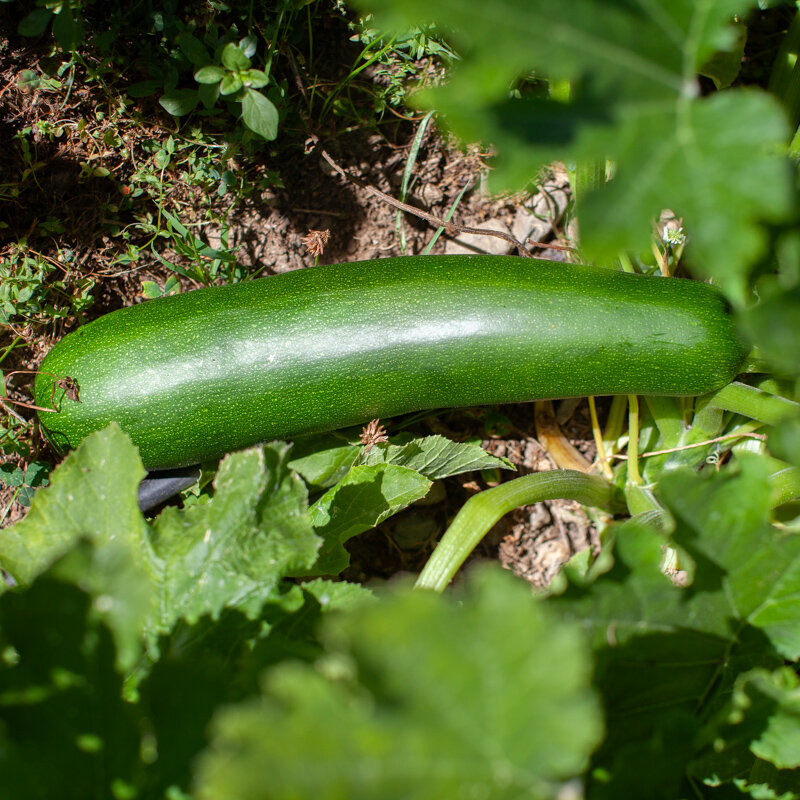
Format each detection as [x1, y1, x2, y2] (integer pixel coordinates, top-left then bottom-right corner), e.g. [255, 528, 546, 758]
[416, 470, 625, 592]
[705, 381, 799, 426]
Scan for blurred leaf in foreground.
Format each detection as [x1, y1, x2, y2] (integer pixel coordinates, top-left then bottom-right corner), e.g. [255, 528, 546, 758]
[552, 454, 800, 798]
[0, 580, 141, 799]
[690, 666, 800, 795]
[740, 283, 800, 377]
[194, 566, 602, 800]
[358, 0, 792, 302]
[663, 454, 800, 661]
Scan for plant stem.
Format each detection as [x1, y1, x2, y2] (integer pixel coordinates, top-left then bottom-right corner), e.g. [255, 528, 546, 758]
[422, 179, 471, 254]
[770, 466, 800, 507]
[603, 394, 627, 453]
[415, 470, 625, 592]
[588, 396, 613, 479]
[705, 381, 799, 425]
[0, 337, 22, 366]
[627, 395, 642, 485]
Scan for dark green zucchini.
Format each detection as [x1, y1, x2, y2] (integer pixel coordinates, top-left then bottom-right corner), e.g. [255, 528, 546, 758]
[35, 255, 747, 469]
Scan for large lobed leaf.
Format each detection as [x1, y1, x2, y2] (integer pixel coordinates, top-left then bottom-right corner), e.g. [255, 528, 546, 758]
[552, 454, 800, 798]
[356, 0, 793, 302]
[296, 433, 513, 574]
[193, 566, 602, 800]
[0, 426, 321, 671]
[0, 424, 154, 670]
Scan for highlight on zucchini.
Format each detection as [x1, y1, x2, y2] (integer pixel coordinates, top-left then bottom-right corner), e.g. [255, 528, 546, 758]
[34, 255, 748, 470]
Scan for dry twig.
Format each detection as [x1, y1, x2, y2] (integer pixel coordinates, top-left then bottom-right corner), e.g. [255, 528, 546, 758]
[315, 144, 575, 258]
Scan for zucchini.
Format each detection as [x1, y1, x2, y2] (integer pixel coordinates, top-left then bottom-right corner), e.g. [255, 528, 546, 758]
[35, 255, 747, 469]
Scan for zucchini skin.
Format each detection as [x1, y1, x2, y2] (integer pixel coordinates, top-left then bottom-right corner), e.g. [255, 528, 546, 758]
[35, 255, 747, 469]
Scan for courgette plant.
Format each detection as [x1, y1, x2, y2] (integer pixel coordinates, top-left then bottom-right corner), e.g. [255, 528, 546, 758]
[3, 3, 800, 799]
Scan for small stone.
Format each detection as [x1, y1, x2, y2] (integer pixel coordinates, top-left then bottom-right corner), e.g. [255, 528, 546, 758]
[514, 184, 571, 246]
[512, 208, 552, 247]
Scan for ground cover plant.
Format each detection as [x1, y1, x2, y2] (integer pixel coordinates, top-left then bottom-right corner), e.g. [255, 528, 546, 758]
[2, 1, 800, 798]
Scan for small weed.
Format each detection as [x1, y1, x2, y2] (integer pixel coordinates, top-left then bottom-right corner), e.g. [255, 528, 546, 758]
[0, 246, 95, 325]
[0, 461, 50, 511]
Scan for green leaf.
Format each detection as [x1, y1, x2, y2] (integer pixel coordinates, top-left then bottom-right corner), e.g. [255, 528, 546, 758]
[241, 89, 279, 140]
[735, 760, 800, 800]
[358, 0, 793, 302]
[0, 425, 153, 670]
[197, 81, 220, 110]
[0, 429, 321, 672]
[163, 275, 181, 296]
[700, 21, 747, 89]
[219, 72, 243, 96]
[300, 578, 375, 612]
[0, 463, 24, 488]
[140, 280, 163, 299]
[289, 433, 513, 491]
[221, 42, 250, 71]
[51, 6, 83, 51]
[146, 443, 320, 640]
[550, 453, 800, 796]
[690, 667, 800, 795]
[306, 464, 431, 575]
[661, 455, 800, 661]
[153, 149, 170, 169]
[769, 417, 800, 469]
[241, 69, 270, 89]
[289, 433, 360, 490]
[158, 89, 200, 117]
[17, 7, 52, 37]
[194, 566, 602, 800]
[363, 434, 514, 478]
[734, 668, 800, 770]
[740, 284, 800, 376]
[178, 32, 210, 67]
[194, 64, 225, 84]
[16, 69, 40, 91]
[238, 35, 257, 59]
[579, 90, 790, 303]
[0, 579, 142, 797]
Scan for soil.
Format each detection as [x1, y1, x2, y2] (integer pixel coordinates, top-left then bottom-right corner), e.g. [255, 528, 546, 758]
[0, 7, 597, 587]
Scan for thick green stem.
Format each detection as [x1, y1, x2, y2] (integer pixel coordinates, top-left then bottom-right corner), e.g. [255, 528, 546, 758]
[705, 381, 799, 426]
[415, 471, 625, 592]
[603, 394, 628, 453]
[625, 483, 660, 515]
[770, 466, 800, 508]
